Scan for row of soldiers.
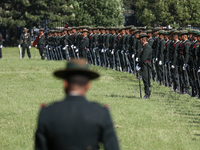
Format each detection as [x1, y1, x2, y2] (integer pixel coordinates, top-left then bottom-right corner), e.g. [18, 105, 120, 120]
[36, 26, 200, 98]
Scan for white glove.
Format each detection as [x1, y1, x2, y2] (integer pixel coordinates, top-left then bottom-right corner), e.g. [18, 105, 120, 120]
[71, 45, 74, 48]
[0, 45, 2, 48]
[136, 65, 141, 71]
[159, 61, 162, 65]
[171, 65, 175, 69]
[101, 49, 104, 52]
[66, 45, 68, 47]
[198, 69, 200, 73]
[156, 58, 158, 61]
[29, 46, 31, 49]
[46, 45, 48, 48]
[18, 45, 21, 48]
[111, 50, 114, 55]
[121, 50, 124, 54]
[132, 54, 135, 58]
[63, 47, 66, 50]
[87, 49, 90, 52]
[75, 49, 79, 52]
[93, 49, 96, 52]
[136, 57, 139, 62]
[74, 46, 76, 49]
[35, 45, 37, 48]
[183, 64, 187, 70]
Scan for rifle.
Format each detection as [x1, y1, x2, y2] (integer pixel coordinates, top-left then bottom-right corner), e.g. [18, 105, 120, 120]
[93, 47, 98, 66]
[168, 62, 172, 87]
[105, 48, 111, 68]
[117, 50, 122, 72]
[125, 51, 133, 73]
[133, 54, 136, 75]
[18, 46, 22, 59]
[175, 66, 181, 94]
[112, 49, 116, 70]
[137, 70, 142, 98]
[102, 44, 107, 67]
[184, 67, 191, 95]
[121, 50, 126, 71]
[88, 48, 94, 65]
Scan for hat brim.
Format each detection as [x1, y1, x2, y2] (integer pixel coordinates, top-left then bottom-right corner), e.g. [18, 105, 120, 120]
[54, 68, 100, 80]
[137, 35, 150, 39]
[178, 33, 189, 36]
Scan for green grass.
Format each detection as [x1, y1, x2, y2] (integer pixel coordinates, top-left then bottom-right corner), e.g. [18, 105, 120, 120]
[0, 47, 200, 150]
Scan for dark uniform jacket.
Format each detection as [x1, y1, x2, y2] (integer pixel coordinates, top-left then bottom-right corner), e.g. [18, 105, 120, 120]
[19, 33, 31, 46]
[0, 33, 3, 45]
[38, 34, 45, 49]
[139, 42, 152, 68]
[157, 38, 165, 62]
[35, 95, 120, 150]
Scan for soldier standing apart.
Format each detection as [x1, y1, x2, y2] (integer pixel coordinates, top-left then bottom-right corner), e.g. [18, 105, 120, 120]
[35, 28, 45, 60]
[79, 29, 89, 58]
[136, 33, 152, 99]
[35, 58, 120, 150]
[19, 28, 31, 59]
[0, 32, 3, 59]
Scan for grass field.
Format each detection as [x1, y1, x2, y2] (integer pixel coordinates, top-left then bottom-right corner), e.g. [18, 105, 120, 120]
[0, 47, 200, 150]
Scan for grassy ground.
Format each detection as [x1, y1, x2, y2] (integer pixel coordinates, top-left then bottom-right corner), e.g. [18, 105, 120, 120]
[0, 47, 200, 150]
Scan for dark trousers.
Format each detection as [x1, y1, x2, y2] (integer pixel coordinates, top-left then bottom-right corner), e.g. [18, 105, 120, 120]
[141, 64, 151, 95]
[22, 45, 31, 58]
[39, 46, 45, 59]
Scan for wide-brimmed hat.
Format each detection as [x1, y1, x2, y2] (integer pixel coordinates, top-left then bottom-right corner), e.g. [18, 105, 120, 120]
[54, 59, 100, 80]
[39, 28, 45, 31]
[137, 33, 150, 39]
[152, 27, 160, 32]
[158, 30, 165, 35]
[133, 29, 141, 34]
[82, 29, 89, 33]
[146, 30, 152, 33]
[178, 30, 189, 35]
[23, 28, 29, 32]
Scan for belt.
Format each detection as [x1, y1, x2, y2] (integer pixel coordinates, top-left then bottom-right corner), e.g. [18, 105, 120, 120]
[145, 61, 151, 63]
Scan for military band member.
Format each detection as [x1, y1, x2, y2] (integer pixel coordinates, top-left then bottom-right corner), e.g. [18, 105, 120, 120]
[19, 28, 31, 59]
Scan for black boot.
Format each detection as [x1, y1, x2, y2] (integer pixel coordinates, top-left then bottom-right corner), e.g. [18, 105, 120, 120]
[143, 94, 150, 99]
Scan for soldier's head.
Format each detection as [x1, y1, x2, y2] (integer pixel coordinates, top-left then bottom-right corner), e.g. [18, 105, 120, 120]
[146, 30, 152, 38]
[180, 31, 188, 41]
[72, 27, 76, 33]
[23, 28, 28, 34]
[111, 28, 115, 34]
[133, 30, 141, 38]
[54, 59, 99, 95]
[39, 28, 44, 34]
[106, 28, 110, 34]
[93, 28, 97, 34]
[101, 28, 105, 34]
[138, 33, 149, 44]
[158, 30, 165, 39]
[82, 29, 89, 37]
[152, 27, 160, 37]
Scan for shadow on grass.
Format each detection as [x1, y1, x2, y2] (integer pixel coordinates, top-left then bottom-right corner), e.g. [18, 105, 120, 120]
[105, 94, 138, 99]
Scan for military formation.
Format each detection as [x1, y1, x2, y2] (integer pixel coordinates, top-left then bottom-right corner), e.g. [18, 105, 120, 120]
[33, 26, 200, 99]
[2, 25, 200, 99]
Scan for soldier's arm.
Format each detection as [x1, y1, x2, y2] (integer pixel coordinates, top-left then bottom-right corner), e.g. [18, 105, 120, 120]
[35, 109, 48, 150]
[101, 109, 120, 150]
[173, 43, 179, 66]
[184, 42, 190, 64]
[160, 41, 165, 62]
[139, 46, 150, 67]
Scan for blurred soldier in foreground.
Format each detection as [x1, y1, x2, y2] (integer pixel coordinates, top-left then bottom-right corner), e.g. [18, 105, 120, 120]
[35, 58, 120, 150]
[19, 28, 31, 58]
[136, 33, 152, 99]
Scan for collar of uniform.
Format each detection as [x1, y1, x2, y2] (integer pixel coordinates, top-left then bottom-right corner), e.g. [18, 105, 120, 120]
[64, 95, 87, 101]
[165, 40, 169, 43]
[143, 42, 148, 46]
[148, 37, 152, 40]
[193, 40, 197, 43]
[175, 40, 180, 44]
[183, 39, 188, 43]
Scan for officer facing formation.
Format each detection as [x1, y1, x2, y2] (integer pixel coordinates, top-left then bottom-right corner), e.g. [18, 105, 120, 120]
[19, 28, 31, 58]
[35, 28, 45, 60]
[35, 58, 120, 150]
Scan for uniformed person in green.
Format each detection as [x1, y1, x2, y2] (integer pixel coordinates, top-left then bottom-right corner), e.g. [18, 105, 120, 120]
[36, 28, 46, 60]
[19, 28, 31, 58]
[0, 32, 3, 59]
[35, 58, 120, 150]
[79, 29, 89, 58]
[136, 33, 152, 99]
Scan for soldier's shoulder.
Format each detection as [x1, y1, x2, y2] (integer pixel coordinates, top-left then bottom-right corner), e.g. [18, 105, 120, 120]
[90, 102, 109, 111]
[40, 100, 64, 110]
